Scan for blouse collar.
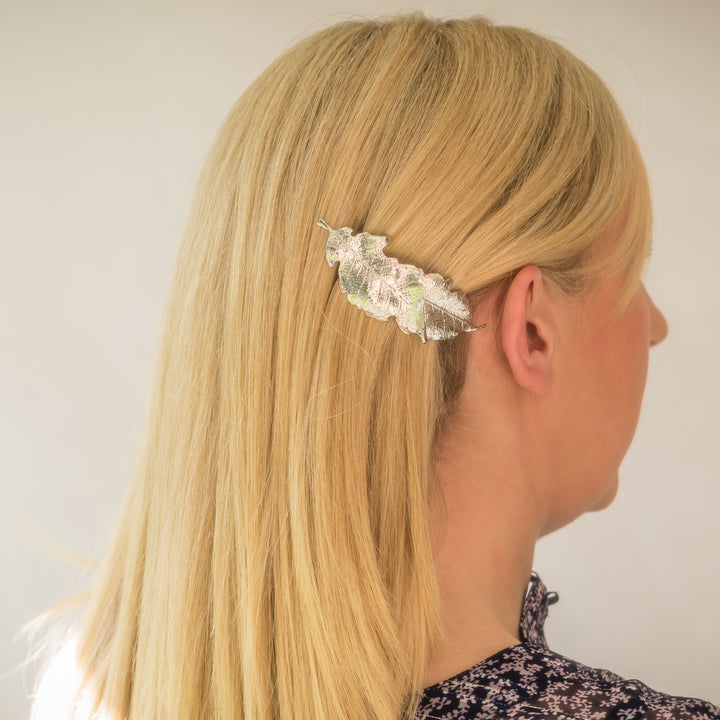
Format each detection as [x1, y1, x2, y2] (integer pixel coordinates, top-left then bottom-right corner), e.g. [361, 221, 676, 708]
[518, 571, 558, 649]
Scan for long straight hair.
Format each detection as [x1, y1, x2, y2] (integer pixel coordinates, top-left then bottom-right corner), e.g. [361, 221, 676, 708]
[64, 14, 650, 720]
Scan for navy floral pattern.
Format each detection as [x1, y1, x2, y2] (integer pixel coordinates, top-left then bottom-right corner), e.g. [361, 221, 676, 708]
[416, 573, 720, 719]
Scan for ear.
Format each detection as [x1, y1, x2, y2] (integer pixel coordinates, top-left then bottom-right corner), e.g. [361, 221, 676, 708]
[500, 265, 558, 397]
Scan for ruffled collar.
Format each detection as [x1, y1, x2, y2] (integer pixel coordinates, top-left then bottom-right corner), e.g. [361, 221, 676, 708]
[519, 571, 558, 649]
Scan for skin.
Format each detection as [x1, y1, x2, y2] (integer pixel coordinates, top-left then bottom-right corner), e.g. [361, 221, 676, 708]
[423, 233, 668, 687]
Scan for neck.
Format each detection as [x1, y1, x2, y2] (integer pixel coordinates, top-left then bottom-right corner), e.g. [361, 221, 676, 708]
[423, 422, 542, 687]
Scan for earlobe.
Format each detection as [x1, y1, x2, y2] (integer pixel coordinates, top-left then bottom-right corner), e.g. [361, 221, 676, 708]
[500, 266, 555, 396]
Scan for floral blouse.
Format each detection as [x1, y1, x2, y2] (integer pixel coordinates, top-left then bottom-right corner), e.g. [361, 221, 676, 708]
[415, 573, 720, 719]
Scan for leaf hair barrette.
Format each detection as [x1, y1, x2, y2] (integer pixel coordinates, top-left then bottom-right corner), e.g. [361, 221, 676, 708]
[318, 219, 485, 343]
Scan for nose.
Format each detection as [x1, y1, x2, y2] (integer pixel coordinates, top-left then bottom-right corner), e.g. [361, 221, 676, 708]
[647, 292, 668, 347]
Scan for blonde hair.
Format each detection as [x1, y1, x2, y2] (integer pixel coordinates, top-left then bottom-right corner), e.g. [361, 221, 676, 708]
[67, 14, 650, 720]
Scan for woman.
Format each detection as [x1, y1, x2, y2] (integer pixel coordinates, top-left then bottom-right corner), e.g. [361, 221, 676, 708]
[32, 13, 719, 720]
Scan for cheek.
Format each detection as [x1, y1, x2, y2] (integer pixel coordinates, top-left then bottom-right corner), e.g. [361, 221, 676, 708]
[561, 311, 650, 510]
[611, 313, 651, 450]
[545, 295, 652, 527]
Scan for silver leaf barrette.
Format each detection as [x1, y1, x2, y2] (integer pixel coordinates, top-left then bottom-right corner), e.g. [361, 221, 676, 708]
[317, 219, 485, 342]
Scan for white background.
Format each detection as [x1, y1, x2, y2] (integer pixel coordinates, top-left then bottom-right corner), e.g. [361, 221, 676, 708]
[2, 0, 719, 717]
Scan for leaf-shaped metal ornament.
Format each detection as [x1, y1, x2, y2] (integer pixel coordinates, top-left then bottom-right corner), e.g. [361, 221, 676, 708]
[317, 219, 485, 343]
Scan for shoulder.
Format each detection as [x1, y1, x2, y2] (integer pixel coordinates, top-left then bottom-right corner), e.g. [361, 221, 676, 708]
[416, 643, 720, 720]
[526, 646, 720, 720]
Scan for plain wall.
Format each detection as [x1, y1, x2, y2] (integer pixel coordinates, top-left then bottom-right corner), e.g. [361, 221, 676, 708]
[2, 0, 719, 716]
